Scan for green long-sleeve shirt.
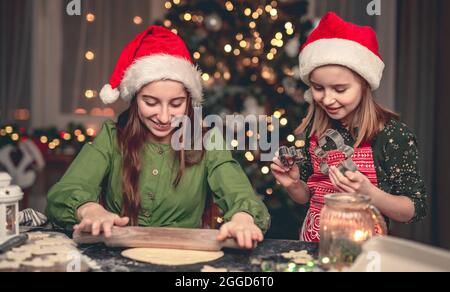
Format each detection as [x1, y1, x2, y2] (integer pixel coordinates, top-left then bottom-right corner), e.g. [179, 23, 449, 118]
[46, 120, 270, 232]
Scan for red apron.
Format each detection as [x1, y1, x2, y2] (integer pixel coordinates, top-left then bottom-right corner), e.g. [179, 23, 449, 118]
[300, 135, 379, 242]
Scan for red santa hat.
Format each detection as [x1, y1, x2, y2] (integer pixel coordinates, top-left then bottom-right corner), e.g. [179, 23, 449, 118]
[100, 26, 203, 107]
[299, 12, 385, 103]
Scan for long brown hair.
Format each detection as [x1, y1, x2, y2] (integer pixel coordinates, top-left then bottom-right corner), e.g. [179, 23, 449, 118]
[117, 94, 205, 226]
[295, 73, 399, 147]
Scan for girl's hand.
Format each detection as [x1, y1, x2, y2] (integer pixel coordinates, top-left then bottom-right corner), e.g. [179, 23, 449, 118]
[270, 155, 301, 189]
[216, 212, 263, 250]
[74, 203, 129, 238]
[329, 166, 374, 195]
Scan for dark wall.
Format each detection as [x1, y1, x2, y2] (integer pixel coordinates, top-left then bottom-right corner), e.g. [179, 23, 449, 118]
[434, 0, 450, 249]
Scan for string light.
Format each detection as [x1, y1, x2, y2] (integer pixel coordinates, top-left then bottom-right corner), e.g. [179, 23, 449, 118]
[287, 135, 295, 143]
[85, 51, 95, 61]
[224, 44, 232, 53]
[5, 126, 13, 134]
[193, 51, 201, 59]
[77, 134, 86, 143]
[231, 140, 239, 148]
[244, 8, 252, 16]
[236, 33, 243, 41]
[40, 136, 48, 144]
[85, 90, 96, 99]
[233, 48, 241, 56]
[86, 13, 95, 22]
[14, 109, 30, 121]
[163, 19, 172, 27]
[223, 72, 231, 80]
[173, 0, 180, 4]
[74, 129, 82, 136]
[133, 16, 143, 25]
[239, 40, 248, 48]
[202, 73, 210, 81]
[74, 108, 87, 115]
[285, 22, 293, 30]
[266, 188, 273, 195]
[11, 133, 19, 141]
[86, 128, 96, 137]
[249, 21, 256, 29]
[295, 140, 305, 148]
[184, 13, 192, 21]
[280, 118, 288, 126]
[165, 1, 172, 9]
[261, 166, 270, 174]
[225, 1, 234, 11]
[245, 152, 255, 162]
[63, 133, 71, 141]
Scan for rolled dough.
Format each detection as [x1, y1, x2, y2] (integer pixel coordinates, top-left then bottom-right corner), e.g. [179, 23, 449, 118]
[121, 248, 224, 266]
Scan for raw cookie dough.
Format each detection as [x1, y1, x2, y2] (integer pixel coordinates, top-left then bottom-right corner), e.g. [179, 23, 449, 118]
[201, 265, 228, 272]
[122, 248, 224, 266]
[281, 250, 313, 264]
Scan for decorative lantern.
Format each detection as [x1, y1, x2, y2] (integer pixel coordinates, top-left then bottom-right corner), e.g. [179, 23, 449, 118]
[319, 193, 387, 271]
[0, 172, 23, 244]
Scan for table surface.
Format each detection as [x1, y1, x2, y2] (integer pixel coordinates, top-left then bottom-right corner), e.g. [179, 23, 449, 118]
[78, 239, 319, 272]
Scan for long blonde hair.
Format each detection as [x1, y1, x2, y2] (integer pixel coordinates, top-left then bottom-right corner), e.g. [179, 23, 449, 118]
[295, 74, 399, 147]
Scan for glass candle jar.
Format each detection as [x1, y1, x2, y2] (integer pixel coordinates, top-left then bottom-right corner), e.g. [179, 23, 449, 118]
[319, 193, 387, 271]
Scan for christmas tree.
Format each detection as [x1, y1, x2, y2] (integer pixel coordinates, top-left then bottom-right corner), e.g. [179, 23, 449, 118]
[159, 0, 314, 239]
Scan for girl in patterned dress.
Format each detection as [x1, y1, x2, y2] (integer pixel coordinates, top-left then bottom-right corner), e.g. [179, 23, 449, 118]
[271, 12, 428, 242]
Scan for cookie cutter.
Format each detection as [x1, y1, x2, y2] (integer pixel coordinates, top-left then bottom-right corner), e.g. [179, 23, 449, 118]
[278, 146, 306, 170]
[314, 129, 358, 175]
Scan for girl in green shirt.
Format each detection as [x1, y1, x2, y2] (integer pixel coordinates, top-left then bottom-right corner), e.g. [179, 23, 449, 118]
[46, 26, 270, 249]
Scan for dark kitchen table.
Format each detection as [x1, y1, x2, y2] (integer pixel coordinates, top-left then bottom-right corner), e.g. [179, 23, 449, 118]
[78, 239, 319, 272]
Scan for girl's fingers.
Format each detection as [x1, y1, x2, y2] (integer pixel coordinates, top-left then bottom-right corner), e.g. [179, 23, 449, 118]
[330, 171, 352, 193]
[272, 157, 290, 171]
[102, 221, 114, 238]
[114, 216, 130, 227]
[332, 167, 351, 185]
[217, 224, 230, 241]
[91, 221, 101, 236]
[244, 230, 253, 249]
[332, 167, 356, 190]
[271, 163, 287, 173]
[79, 219, 92, 233]
[235, 230, 245, 248]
